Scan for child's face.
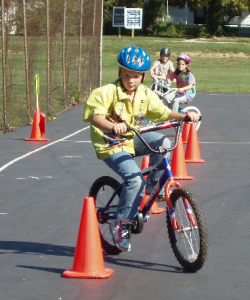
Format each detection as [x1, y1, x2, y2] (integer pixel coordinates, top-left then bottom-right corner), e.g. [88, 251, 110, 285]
[177, 60, 188, 72]
[120, 68, 144, 91]
[161, 54, 170, 64]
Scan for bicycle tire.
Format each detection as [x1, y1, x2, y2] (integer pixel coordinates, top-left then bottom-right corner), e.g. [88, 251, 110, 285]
[166, 187, 209, 272]
[182, 106, 202, 131]
[89, 176, 122, 255]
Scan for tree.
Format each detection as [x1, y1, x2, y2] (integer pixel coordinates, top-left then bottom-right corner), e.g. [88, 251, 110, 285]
[169, 0, 250, 35]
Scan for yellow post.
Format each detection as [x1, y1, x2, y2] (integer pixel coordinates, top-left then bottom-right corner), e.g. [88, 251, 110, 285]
[118, 27, 121, 37]
[132, 28, 134, 38]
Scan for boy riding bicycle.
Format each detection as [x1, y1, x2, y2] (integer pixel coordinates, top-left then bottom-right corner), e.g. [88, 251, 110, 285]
[84, 46, 199, 252]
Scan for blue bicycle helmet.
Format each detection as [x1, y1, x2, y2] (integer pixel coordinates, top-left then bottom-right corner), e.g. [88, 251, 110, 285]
[117, 46, 151, 72]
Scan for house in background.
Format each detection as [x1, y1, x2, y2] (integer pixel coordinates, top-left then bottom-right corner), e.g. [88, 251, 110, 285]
[163, 1, 250, 36]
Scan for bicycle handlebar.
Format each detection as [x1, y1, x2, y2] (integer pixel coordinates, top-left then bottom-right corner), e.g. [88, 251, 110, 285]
[105, 116, 202, 154]
[151, 78, 178, 97]
[127, 117, 187, 155]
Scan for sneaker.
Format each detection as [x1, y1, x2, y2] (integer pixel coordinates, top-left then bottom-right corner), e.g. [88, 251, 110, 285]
[109, 218, 131, 252]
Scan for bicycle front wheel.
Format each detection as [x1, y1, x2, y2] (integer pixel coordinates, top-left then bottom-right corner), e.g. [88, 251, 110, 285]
[182, 106, 201, 131]
[89, 176, 122, 255]
[166, 187, 208, 272]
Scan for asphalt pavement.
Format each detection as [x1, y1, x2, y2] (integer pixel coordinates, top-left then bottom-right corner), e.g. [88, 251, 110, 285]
[0, 93, 250, 300]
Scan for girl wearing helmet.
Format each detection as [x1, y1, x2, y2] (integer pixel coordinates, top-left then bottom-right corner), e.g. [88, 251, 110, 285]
[162, 53, 196, 112]
[84, 47, 199, 252]
[149, 47, 175, 87]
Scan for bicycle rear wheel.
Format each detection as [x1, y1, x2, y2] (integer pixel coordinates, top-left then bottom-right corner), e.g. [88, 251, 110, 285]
[89, 176, 122, 255]
[182, 106, 201, 131]
[166, 187, 208, 272]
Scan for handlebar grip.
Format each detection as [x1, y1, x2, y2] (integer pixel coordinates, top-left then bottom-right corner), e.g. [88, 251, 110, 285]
[184, 115, 202, 122]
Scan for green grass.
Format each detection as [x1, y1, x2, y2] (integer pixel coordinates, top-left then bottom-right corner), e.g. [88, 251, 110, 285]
[0, 35, 249, 132]
[102, 36, 250, 93]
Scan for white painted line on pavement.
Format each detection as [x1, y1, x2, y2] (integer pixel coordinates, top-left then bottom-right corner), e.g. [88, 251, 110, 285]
[0, 126, 90, 173]
[60, 140, 92, 143]
[200, 142, 250, 144]
[60, 156, 82, 158]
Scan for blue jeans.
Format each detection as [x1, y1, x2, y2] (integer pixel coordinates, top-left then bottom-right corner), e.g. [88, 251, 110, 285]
[104, 132, 171, 220]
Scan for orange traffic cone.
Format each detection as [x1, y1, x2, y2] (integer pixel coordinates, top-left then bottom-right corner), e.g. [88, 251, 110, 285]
[185, 123, 205, 163]
[140, 194, 149, 212]
[141, 155, 150, 171]
[171, 134, 194, 180]
[140, 156, 164, 214]
[182, 123, 190, 144]
[25, 108, 49, 141]
[139, 156, 164, 214]
[63, 197, 114, 279]
[140, 156, 150, 211]
[151, 199, 165, 214]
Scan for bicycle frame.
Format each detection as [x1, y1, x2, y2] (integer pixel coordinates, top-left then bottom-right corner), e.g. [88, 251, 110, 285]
[99, 119, 198, 231]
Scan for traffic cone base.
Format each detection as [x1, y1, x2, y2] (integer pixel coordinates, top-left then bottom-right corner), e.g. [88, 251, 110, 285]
[185, 123, 205, 163]
[151, 201, 165, 214]
[63, 197, 114, 279]
[63, 268, 114, 279]
[25, 108, 49, 141]
[173, 175, 194, 180]
[171, 134, 194, 180]
[185, 159, 205, 163]
[25, 138, 50, 141]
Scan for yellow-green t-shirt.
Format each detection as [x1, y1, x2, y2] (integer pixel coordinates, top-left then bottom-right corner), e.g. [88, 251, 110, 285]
[84, 79, 172, 160]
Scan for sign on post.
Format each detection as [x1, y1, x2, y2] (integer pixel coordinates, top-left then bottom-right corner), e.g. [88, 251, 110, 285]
[125, 8, 143, 29]
[113, 7, 125, 37]
[113, 7, 125, 27]
[112, 7, 143, 38]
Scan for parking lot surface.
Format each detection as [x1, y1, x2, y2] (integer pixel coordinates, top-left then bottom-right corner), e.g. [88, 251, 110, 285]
[1, 93, 250, 300]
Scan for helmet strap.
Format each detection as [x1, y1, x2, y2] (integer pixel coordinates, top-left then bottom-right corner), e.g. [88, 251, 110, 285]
[141, 73, 146, 83]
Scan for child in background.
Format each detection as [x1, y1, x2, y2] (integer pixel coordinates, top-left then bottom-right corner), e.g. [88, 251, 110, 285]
[162, 54, 196, 112]
[149, 47, 175, 90]
[84, 46, 200, 253]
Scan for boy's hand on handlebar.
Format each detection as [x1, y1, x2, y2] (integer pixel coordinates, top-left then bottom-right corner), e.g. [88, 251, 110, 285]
[185, 111, 200, 123]
[112, 122, 127, 135]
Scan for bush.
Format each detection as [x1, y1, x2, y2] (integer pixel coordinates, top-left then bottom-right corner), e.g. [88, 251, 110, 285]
[150, 20, 211, 38]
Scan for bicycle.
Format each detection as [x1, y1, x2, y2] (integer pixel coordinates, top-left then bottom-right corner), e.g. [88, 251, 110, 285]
[150, 77, 202, 131]
[89, 116, 209, 272]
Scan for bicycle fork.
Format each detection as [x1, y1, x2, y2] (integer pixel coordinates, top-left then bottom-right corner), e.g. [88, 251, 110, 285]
[163, 157, 197, 231]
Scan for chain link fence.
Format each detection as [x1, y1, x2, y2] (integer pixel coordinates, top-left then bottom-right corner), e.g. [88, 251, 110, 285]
[0, 0, 102, 132]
